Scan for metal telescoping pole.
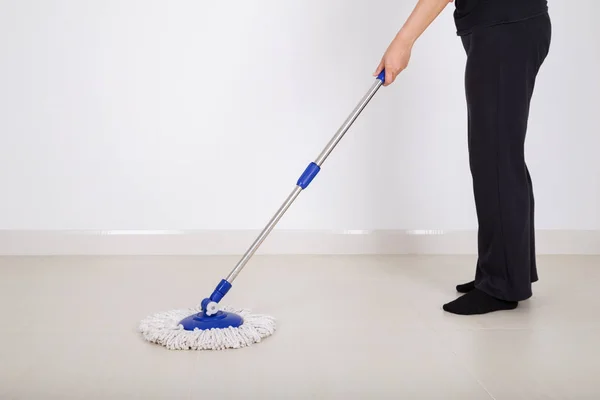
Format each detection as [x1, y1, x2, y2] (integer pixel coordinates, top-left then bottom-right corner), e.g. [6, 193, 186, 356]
[225, 78, 384, 283]
[200, 74, 386, 316]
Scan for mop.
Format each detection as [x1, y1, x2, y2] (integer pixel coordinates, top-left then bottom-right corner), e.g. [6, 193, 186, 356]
[138, 70, 388, 350]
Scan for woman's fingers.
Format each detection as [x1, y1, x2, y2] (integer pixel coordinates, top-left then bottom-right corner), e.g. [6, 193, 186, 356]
[384, 62, 409, 86]
[384, 68, 393, 86]
[376, 55, 408, 85]
[384, 66, 399, 86]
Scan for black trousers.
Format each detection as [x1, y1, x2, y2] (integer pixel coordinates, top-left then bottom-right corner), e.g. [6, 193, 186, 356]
[461, 12, 551, 301]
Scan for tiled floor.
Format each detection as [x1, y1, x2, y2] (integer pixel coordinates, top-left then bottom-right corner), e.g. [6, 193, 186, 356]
[0, 255, 598, 399]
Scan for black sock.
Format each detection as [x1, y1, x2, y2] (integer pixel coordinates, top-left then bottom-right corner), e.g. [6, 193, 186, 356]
[456, 280, 475, 293]
[443, 288, 518, 315]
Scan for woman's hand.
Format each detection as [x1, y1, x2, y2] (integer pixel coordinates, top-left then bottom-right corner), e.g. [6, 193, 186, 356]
[373, 0, 453, 86]
[373, 36, 414, 86]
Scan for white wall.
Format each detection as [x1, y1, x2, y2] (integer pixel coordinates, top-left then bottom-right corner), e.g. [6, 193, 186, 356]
[0, 0, 598, 233]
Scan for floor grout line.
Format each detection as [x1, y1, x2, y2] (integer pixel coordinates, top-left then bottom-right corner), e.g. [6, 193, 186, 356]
[462, 358, 498, 400]
[427, 325, 498, 399]
[441, 336, 499, 400]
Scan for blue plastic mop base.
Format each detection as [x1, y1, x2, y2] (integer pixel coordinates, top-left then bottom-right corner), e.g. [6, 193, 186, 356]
[179, 311, 244, 331]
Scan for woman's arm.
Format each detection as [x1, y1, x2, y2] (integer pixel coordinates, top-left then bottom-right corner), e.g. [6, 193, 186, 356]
[374, 0, 453, 86]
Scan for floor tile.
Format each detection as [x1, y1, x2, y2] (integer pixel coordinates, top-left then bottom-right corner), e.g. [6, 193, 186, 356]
[4, 333, 197, 399]
[1, 255, 599, 399]
[445, 329, 600, 400]
[189, 328, 491, 399]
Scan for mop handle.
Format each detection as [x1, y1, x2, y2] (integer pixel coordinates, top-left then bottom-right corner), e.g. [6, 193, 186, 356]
[201, 70, 386, 313]
[227, 70, 385, 282]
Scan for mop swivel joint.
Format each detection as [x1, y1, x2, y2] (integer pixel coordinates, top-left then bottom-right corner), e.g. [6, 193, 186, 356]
[202, 300, 219, 316]
[201, 279, 232, 317]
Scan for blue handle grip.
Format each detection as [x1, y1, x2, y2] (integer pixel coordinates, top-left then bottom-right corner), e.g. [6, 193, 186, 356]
[376, 69, 386, 83]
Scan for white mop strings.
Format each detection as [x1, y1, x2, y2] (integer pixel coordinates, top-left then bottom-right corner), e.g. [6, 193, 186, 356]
[139, 306, 276, 350]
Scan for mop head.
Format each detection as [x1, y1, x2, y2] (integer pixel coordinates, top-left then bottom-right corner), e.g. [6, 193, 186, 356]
[138, 305, 276, 350]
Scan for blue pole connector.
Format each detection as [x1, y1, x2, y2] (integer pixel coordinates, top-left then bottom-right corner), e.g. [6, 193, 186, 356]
[376, 69, 386, 83]
[297, 162, 321, 189]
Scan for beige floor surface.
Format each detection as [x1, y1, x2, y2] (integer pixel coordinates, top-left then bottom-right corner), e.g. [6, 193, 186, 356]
[0, 255, 598, 399]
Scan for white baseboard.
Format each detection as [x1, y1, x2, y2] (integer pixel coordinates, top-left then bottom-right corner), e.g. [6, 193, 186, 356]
[0, 229, 598, 255]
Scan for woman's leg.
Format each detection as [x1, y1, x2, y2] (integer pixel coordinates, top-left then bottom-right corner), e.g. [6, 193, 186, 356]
[444, 13, 551, 314]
